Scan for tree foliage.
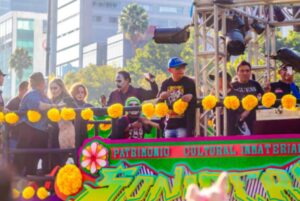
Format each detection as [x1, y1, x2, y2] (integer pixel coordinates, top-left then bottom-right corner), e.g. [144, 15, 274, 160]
[9, 48, 32, 81]
[120, 3, 148, 50]
[64, 65, 120, 103]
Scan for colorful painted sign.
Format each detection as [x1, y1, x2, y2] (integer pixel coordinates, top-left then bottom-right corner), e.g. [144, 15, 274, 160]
[57, 134, 300, 201]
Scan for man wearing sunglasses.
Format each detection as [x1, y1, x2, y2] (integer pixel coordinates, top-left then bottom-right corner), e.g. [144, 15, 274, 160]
[265, 64, 300, 100]
[158, 57, 196, 138]
[107, 71, 158, 106]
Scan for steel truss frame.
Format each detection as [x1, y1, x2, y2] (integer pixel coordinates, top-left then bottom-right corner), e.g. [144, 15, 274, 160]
[193, 0, 300, 136]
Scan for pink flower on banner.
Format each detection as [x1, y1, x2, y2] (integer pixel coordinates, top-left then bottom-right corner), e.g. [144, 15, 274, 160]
[80, 142, 108, 174]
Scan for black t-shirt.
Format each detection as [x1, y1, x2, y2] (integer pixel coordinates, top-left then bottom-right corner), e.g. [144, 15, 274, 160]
[271, 80, 296, 99]
[6, 96, 21, 111]
[111, 115, 151, 139]
[231, 80, 264, 133]
[158, 76, 196, 132]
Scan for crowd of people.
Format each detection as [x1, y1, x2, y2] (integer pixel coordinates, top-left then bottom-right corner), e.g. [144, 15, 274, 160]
[0, 56, 299, 176]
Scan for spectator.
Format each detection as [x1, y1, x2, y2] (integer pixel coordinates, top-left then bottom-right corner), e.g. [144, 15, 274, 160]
[99, 95, 107, 107]
[158, 57, 196, 138]
[209, 71, 240, 135]
[232, 61, 264, 134]
[111, 97, 159, 139]
[70, 83, 93, 108]
[107, 71, 158, 106]
[15, 72, 55, 176]
[0, 70, 7, 112]
[6, 81, 29, 111]
[49, 78, 76, 149]
[265, 64, 300, 100]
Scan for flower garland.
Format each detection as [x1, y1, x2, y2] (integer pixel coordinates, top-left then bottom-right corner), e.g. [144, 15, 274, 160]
[81, 108, 94, 120]
[0, 112, 5, 123]
[22, 186, 35, 200]
[47, 108, 61, 122]
[202, 95, 218, 110]
[242, 95, 258, 111]
[142, 103, 155, 119]
[5, 112, 19, 124]
[61, 107, 76, 121]
[155, 102, 169, 117]
[107, 103, 123, 118]
[262, 92, 276, 108]
[37, 187, 50, 200]
[281, 94, 297, 110]
[173, 99, 188, 115]
[27, 110, 42, 123]
[223, 96, 240, 110]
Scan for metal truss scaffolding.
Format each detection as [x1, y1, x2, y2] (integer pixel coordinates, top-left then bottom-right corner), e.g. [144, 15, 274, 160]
[192, 0, 300, 136]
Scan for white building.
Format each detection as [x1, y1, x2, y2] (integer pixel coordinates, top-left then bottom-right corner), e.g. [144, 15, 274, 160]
[55, 0, 191, 74]
[0, 11, 47, 98]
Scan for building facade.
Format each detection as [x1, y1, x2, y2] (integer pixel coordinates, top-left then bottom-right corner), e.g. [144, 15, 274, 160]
[0, 0, 48, 16]
[56, 0, 191, 74]
[0, 11, 47, 98]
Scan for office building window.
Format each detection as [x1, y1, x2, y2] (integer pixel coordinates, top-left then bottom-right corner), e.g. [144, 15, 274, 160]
[109, 17, 117, 24]
[93, 16, 102, 22]
[17, 18, 34, 30]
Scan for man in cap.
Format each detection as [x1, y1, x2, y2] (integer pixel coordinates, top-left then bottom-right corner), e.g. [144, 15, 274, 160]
[265, 64, 300, 100]
[107, 71, 158, 106]
[111, 96, 159, 139]
[158, 57, 196, 138]
[0, 70, 7, 112]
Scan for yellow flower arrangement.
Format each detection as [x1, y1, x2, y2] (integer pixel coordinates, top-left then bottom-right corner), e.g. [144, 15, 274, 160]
[262, 92, 276, 108]
[281, 94, 296, 110]
[80, 108, 94, 120]
[47, 108, 61, 122]
[242, 95, 258, 111]
[37, 187, 49, 200]
[155, 102, 169, 118]
[12, 188, 20, 199]
[22, 186, 35, 200]
[207, 119, 214, 127]
[223, 96, 240, 110]
[202, 95, 218, 110]
[173, 99, 188, 115]
[61, 107, 76, 121]
[0, 112, 5, 123]
[142, 103, 155, 119]
[100, 118, 112, 131]
[5, 112, 19, 124]
[107, 103, 123, 118]
[27, 110, 42, 123]
[56, 164, 82, 196]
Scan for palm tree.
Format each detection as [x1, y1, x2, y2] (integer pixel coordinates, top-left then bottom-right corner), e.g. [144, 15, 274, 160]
[119, 3, 148, 51]
[9, 48, 32, 81]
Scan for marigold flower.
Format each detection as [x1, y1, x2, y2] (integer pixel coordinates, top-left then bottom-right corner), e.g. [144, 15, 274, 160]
[61, 107, 76, 121]
[142, 103, 155, 119]
[12, 188, 20, 199]
[155, 102, 169, 117]
[37, 187, 49, 200]
[81, 108, 94, 120]
[47, 108, 61, 122]
[242, 95, 258, 111]
[5, 112, 19, 124]
[56, 164, 82, 196]
[107, 103, 123, 118]
[173, 99, 188, 115]
[262, 92, 276, 108]
[27, 110, 41, 123]
[0, 112, 5, 123]
[281, 94, 297, 110]
[223, 96, 240, 110]
[22, 186, 35, 200]
[81, 142, 108, 174]
[202, 95, 218, 110]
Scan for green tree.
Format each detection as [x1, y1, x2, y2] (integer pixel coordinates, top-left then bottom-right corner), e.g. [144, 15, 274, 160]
[64, 65, 119, 103]
[120, 3, 148, 50]
[9, 48, 32, 81]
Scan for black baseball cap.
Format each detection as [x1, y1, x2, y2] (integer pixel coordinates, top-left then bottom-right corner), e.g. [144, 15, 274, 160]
[209, 71, 232, 82]
[0, 70, 7, 77]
